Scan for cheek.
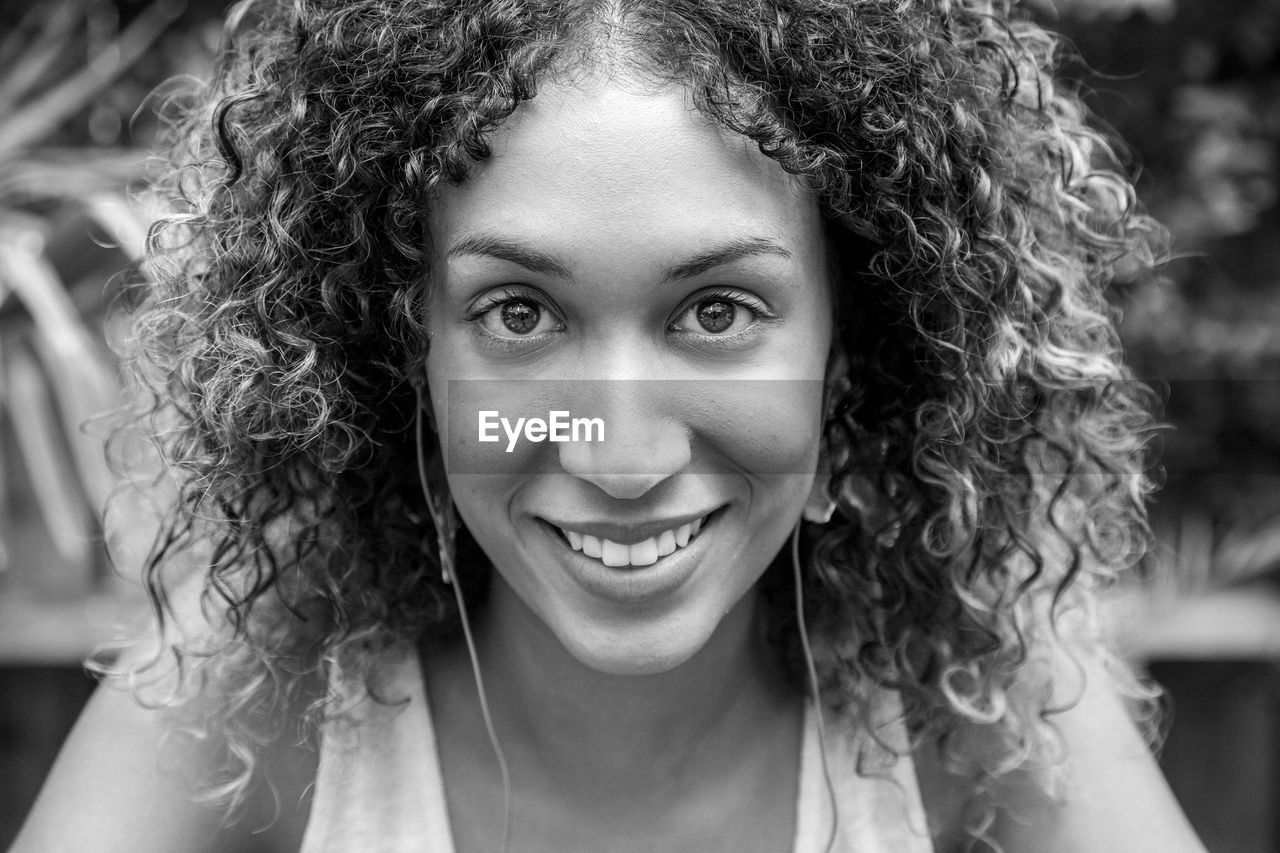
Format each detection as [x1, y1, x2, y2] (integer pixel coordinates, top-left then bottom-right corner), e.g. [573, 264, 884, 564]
[446, 474, 517, 576]
[678, 379, 825, 476]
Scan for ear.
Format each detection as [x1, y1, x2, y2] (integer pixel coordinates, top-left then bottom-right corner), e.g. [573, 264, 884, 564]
[410, 367, 440, 434]
[822, 346, 849, 419]
[805, 347, 847, 525]
[803, 446, 837, 524]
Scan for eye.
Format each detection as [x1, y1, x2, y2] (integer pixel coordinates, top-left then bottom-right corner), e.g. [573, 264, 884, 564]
[669, 289, 773, 339]
[467, 288, 563, 341]
[498, 300, 541, 334]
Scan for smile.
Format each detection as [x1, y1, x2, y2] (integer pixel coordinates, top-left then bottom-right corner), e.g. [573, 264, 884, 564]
[554, 514, 710, 568]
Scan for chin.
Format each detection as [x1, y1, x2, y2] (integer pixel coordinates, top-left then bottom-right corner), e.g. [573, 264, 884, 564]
[551, 591, 756, 677]
[555, 613, 718, 677]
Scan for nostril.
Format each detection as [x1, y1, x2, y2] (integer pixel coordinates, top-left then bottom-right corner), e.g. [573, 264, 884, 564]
[588, 473, 673, 501]
[556, 415, 692, 499]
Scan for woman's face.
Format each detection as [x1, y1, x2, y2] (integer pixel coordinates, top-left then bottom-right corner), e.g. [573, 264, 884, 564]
[425, 71, 834, 676]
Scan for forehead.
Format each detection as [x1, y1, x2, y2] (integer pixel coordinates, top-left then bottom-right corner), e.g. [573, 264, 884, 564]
[427, 71, 825, 268]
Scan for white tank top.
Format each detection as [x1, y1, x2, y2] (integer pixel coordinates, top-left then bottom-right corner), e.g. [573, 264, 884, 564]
[300, 645, 935, 853]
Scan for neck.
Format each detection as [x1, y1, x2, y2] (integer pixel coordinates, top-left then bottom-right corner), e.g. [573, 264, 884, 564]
[452, 576, 797, 797]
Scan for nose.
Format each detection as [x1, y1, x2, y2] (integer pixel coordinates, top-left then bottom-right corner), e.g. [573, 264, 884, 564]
[557, 380, 691, 500]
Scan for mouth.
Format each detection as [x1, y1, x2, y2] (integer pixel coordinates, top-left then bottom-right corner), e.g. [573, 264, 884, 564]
[546, 510, 719, 569]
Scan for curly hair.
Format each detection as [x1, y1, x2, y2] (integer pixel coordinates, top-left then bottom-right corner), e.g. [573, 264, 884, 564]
[111, 0, 1166, 845]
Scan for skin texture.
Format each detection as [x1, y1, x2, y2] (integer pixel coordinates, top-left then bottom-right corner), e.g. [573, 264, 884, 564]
[418, 70, 829, 851]
[425, 70, 833, 678]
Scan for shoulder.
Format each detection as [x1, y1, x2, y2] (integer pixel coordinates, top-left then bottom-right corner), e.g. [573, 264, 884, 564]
[907, 657, 1208, 853]
[8, 680, 224, 853]
[11, 607, 324, 853]
[10, 678, 321, 853]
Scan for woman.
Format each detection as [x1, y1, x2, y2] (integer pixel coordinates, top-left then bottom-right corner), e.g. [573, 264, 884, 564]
[14, 1, 1207, 852]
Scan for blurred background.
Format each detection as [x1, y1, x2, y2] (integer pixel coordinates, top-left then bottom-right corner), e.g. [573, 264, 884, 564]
[0, 0, 1276, 850]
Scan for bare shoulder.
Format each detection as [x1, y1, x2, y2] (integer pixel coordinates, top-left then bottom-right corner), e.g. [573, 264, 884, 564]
[986, 659, 1207, 853]
[9, 680, 223, 853]
[9, 677, 318, 853]
[910, 657, 1209, 853]
[9, 558, 320, 853]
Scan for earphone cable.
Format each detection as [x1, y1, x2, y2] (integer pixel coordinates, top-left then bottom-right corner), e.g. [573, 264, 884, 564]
[792, 523, 839, 853]
[415, 390, 513, 853]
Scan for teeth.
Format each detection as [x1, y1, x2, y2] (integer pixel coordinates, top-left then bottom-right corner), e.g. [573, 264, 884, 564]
[629, 537, 659, 566]
[656, 530, 676, 557]
[557, 515, 710, 568]
[601, 540, 629, 567]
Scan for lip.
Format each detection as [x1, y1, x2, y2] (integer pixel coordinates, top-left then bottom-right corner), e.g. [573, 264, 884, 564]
[537, 509, 724, 604]
[538, 508, 717, 546]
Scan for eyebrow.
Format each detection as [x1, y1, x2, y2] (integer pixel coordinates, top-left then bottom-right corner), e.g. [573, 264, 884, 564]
[446, 233, 573, 278]
[445, 233, 793, 283]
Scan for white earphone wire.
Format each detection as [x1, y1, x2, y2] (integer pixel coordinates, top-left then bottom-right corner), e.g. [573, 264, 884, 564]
[792, 522, 840, 853]
[415, 388, 513, 853]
